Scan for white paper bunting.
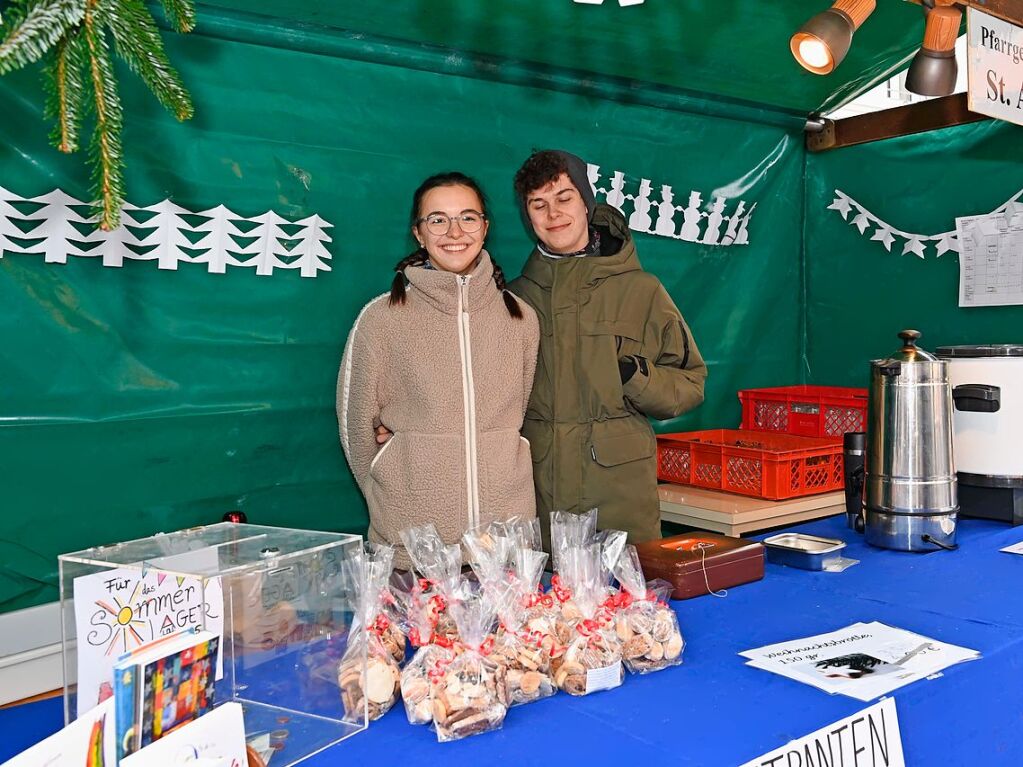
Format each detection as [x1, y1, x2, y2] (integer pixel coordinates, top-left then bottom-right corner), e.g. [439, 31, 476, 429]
[870, 226, 895, 251]
[588, 164, 756, 247]
[0, 186, 333, 277]
[826, 187, 1023, 260]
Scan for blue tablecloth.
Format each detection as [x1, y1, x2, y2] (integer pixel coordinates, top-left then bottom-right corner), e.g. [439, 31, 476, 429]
[3, 514, 1022, 765]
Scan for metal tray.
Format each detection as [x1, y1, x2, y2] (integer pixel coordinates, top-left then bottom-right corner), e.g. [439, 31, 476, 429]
[763, 533, 847, 571]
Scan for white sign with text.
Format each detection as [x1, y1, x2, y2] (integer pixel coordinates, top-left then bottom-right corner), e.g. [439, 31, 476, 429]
[968, 7, 1023, 127]
[72, 550, 224, 716]
[739, 698, 905, 767]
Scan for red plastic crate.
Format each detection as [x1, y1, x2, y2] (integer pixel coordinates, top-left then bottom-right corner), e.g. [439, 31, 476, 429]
[657, 429, 844, 500]
[738, 385, 868, 438]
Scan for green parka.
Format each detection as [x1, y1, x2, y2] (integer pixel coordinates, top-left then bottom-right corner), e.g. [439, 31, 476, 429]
[509, 204, 707, 546]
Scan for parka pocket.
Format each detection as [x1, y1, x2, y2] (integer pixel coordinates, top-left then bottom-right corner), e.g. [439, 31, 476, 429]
[579, 319, 645, 419]
[584, 319, 644, 350]
[590, 418, 655, 467]
[583, 418, 659, 535]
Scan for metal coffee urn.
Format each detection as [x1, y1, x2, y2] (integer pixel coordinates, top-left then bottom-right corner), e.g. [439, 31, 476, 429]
[864, 330, 958, 551]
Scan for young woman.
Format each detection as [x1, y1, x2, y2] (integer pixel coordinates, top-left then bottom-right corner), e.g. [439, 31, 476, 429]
[337, 173, 539, 566]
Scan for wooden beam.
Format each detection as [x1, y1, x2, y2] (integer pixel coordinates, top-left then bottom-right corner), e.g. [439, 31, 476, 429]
[905, 0, 1023, 26]
[806, 92, 989, 151]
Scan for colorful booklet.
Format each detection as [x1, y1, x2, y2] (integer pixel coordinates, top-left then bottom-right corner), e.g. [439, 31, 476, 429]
[113, 629, 220, 763]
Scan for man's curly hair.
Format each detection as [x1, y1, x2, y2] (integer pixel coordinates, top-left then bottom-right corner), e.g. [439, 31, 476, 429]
[513, 150, 570, 205]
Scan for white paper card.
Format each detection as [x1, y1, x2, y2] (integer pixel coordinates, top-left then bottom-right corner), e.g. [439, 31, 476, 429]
[1001, 540, 1023, 555]
[1, 698, 115, 767]
[738, 698, 905, 767]
[584, 661, 623, 694]
[72, 557, 224, 717]
[741, 622, 979, 702]
[120, 702, 247, 767]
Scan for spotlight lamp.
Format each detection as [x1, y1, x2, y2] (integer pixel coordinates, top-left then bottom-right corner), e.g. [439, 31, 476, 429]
[905, 0, 962, 97]
[790, 0, 878, 75]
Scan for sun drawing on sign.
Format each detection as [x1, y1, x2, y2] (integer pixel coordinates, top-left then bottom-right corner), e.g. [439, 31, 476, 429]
[94, 581, 147, 655]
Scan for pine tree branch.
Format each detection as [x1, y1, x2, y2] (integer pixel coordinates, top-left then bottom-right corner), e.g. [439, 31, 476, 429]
[44, 25, 87, 152]
[83, 1, 124, 230]
[0, 0, 85, 75]
[2, 0, 197, 230]
[106, 0, 192, 121]
[160, 0, 194, 34]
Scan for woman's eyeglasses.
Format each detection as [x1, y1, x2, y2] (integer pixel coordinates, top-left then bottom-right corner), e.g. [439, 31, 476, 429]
[418, 211, 485, 236]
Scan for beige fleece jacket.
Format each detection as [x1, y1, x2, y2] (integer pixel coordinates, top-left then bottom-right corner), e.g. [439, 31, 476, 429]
[337, 252, 540, 567]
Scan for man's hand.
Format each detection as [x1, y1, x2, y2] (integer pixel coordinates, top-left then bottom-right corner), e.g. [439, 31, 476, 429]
[375, 424, 393, 444]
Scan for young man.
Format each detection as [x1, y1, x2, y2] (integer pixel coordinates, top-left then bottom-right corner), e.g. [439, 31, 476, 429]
[509, 150, 707, 547]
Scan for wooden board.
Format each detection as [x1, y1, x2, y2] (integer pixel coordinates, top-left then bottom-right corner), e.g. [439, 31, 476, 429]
[659, 483, 845, 536]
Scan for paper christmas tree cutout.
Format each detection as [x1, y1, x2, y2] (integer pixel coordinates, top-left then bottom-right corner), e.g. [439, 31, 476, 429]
[0, 187, 334, 277]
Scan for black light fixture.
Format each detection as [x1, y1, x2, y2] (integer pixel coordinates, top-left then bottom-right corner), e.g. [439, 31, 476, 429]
[790, 0, 878, 75]
[905, 0, 962, 96]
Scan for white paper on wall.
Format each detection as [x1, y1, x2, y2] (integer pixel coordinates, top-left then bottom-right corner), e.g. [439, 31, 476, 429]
[0, 187, 334, 277]
[587, 163, 757, 246]
[957, 205, 1023, 307]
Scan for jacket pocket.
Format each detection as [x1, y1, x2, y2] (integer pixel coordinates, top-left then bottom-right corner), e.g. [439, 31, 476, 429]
[583, 417, 660, 541]
[584, 318, 643, 343]
[368, 432, 466, 546]
[368, 435, 397, 474]
[589, 418, 655, 467]
[579, 319, 645, 419]
[478, 429, 537, 524]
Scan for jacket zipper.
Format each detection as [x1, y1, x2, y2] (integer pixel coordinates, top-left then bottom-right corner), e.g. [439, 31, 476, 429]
[456, 275, 481, 529]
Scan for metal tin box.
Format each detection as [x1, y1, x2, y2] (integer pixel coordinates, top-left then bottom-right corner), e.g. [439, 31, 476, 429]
[763, 533, 846, 571]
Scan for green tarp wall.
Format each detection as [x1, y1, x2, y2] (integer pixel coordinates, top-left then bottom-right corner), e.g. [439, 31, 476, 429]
[0, 23, 805, 612]
[804, 119, 1023, 385]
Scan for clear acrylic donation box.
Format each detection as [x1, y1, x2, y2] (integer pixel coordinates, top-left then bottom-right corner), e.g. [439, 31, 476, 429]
[59, 522, 367, 765]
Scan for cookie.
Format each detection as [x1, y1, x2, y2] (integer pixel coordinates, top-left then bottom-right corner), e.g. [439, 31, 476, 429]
[664, 634, 684, 660]
[365, 661, 397, 705]
[651, 612, 675, 643]
[563, 673, 587, 696]
[616, 620, 634, 642]
[520, 671, 542, 696]
[623, 635, 653, 660]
